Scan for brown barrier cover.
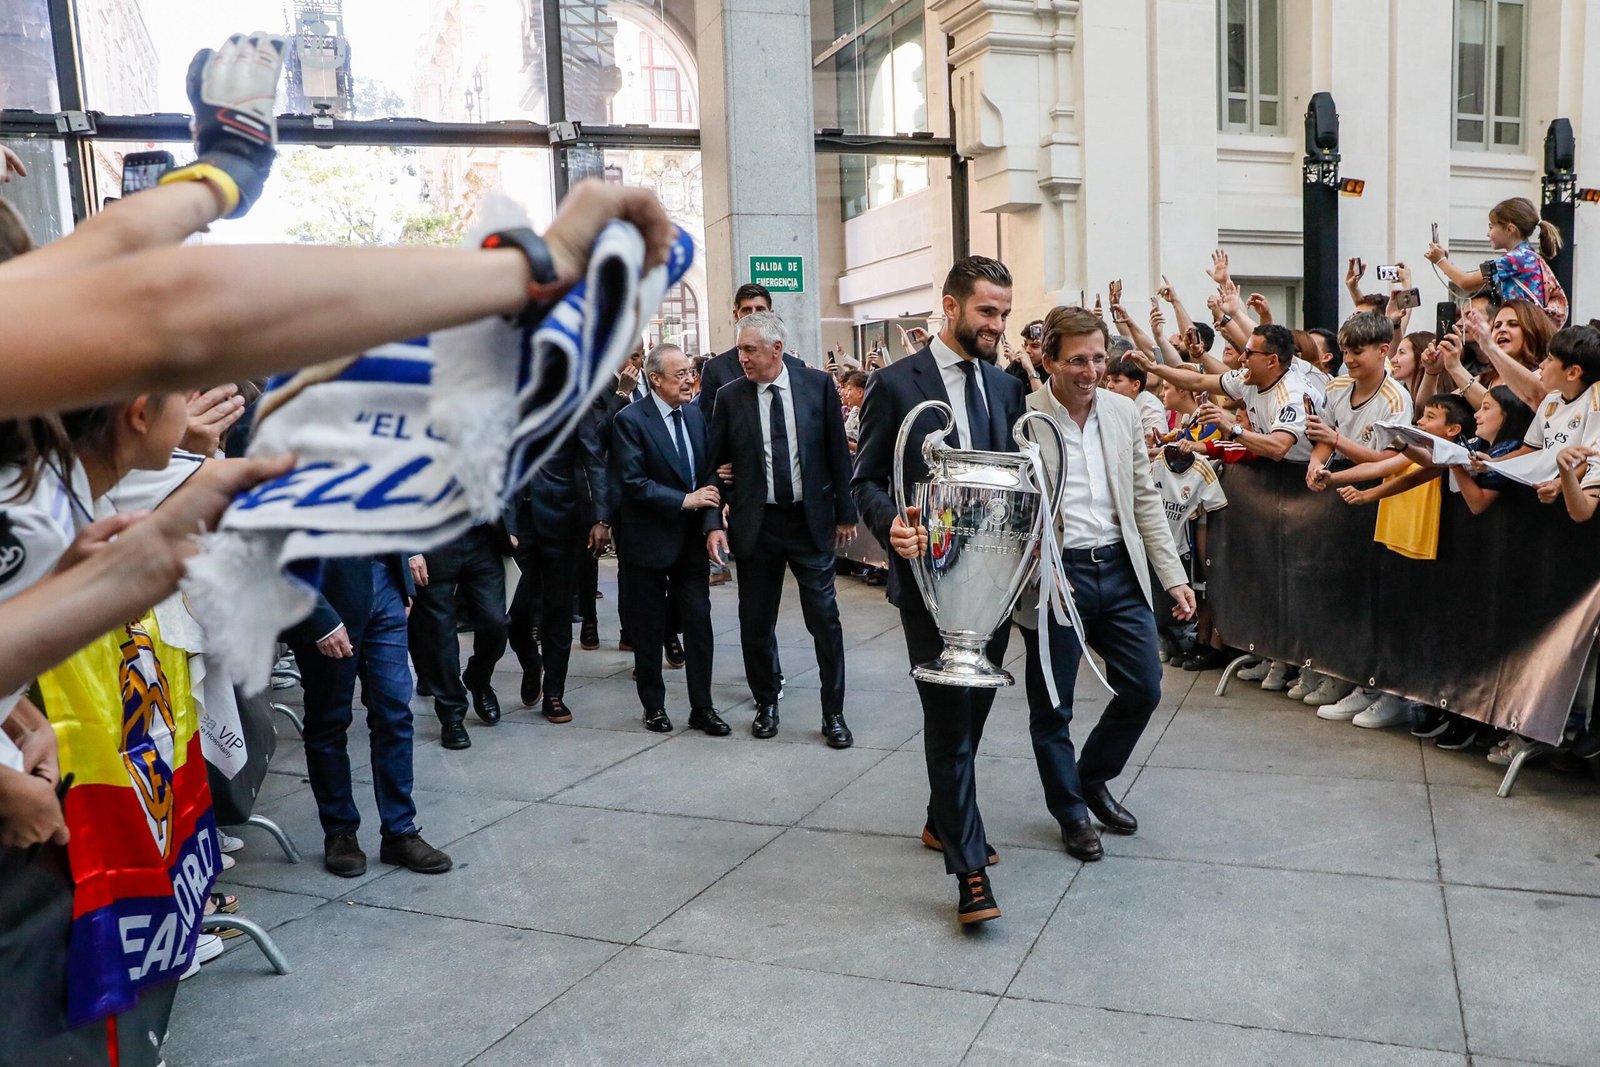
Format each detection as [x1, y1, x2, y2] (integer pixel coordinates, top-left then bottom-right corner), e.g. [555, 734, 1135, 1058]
[1207, 461, 1600, 744]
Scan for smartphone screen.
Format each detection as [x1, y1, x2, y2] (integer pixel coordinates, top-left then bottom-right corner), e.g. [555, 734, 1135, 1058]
[1395, 288, 1422, 310]
[121, 150, 175, 196]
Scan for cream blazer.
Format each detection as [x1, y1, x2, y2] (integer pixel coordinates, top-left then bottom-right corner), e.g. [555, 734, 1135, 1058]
[1012, 386, 1188, 628]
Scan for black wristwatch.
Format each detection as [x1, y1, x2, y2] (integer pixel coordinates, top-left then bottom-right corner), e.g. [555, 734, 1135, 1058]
[482, 227, 560, 328]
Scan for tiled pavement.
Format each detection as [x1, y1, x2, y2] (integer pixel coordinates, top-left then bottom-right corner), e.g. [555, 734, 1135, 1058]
[170, 562, 1600, 1066]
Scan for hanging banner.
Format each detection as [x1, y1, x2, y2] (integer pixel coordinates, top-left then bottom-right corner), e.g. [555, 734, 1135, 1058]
[1207, 462, 1599, 744]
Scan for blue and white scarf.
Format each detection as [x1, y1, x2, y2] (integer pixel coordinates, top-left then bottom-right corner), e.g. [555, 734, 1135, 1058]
[184, 198, 693, 691]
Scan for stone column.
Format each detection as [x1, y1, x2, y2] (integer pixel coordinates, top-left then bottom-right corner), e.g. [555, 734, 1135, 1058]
[695, 0, 823, 363]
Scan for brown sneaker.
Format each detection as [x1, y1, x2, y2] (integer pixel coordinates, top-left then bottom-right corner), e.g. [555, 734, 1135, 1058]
[378, 832, 452, 874]
[957, 869, 1001, 925]
[324, 831, 367, 878]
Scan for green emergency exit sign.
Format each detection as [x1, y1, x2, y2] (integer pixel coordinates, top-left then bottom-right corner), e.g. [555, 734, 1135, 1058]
[749, 256, 804, 293]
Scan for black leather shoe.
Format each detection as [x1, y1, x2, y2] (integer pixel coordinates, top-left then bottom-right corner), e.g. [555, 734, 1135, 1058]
[467, 678, 501, 725]
[543, 695, 573, 724]
[1084, 782, 1137, 834]
[520, 667, 542, 708]
[822, 713, 853, 749]
[664, 634, 686, 669]
[324, 831, 367, 878]
[751, 703, 779, 738]
[956, 869, 1001, 925]
[642, 707, 673, 733]
[921, 824, 998, 866]
[1061, 816, 1104, 862]
[378, 832, 452, 874]
[1180, 647, 1230, 671]
[579, 618, 599, 650]
[688, 706, 731, 736]
[440, 720, 471, 750]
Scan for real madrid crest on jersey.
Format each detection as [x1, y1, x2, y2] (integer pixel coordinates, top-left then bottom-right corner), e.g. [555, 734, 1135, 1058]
[0, 514, 23, 585]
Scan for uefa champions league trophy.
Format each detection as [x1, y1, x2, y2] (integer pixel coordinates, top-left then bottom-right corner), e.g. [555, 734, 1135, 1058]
[892, 399, 1067, 686]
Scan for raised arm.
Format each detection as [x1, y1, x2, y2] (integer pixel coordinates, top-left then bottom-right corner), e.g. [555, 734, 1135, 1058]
[1425, 242, 1487, 294]
[1128, 348, 1221, 396]
[1462, 308, 1544, 408]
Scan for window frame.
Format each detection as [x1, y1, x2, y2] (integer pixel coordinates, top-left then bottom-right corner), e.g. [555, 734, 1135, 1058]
[1216, 0, 1283, 136]
[1451, 0, 1527, 153]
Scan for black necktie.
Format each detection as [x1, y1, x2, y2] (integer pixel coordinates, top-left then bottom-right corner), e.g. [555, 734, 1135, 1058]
[768, 384, 794, 505]
[958, 360, 991, 450]
[669, 408, 693, 486]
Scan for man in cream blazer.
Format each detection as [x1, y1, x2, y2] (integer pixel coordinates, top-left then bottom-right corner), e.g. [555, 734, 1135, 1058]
[1014, 305, 1195, 862]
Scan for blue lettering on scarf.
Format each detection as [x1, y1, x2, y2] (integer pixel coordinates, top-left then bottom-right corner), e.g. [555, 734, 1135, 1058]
[233, 462, 335, 510]
[354, 457, 432, 510]
[293, 464, 370, 508]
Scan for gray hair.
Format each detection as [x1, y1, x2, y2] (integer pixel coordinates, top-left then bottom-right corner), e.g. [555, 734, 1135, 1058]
[644, 343, 684, 382]
[737, 310, 787, 349]
[1107, 335, 1135, 357]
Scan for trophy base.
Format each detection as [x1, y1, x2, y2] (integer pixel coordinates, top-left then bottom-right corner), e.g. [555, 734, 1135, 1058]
[910, 639, 1014, 688]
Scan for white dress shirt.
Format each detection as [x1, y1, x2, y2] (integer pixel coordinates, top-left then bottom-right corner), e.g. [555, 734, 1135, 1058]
[930, 335, 990, 449]
[1044, 388, 1122, 549]
[757, 366, 804, 503]
[650, 390, 694, 475]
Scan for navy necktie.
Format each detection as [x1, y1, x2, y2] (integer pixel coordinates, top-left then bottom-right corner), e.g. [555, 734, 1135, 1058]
[669, 408, 693, 486]
[958, 360, 991, 450]
[768, 384, 795, 505]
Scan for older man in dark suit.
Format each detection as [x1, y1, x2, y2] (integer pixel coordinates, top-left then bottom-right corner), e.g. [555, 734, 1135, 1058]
[852, 255, 1026, 925]
[705, 311, 858, 747]
[696, 282, 810, 427]
[609, 344, 727, 734]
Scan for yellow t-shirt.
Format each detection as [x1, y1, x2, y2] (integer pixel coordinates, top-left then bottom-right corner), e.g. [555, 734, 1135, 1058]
[1373, 464, 1441, 560]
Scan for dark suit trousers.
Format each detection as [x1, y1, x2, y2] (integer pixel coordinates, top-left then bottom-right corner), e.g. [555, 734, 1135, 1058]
[509, 535, 578, 698]
[622, 542, 713, 711]
[738, 506, 845, 714]
[902, 608, 1009, 875]
[1019, 545, 1163, 827]
[408, 527, 508, 725]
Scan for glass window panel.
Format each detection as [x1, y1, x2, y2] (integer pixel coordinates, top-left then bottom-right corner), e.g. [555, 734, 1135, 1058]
[562, 1, 695, 128]
[1258, 99, 1278, 129]
[1225, 0, 1248, 95]
[1493, 120, 1520, 147]
[0, 0, 61, 113]
[1256, 0, 1279, 99]
[814, 2, 937, 137]
[0, 137, 71, 247]
[1492, 2, 1523, 121]
[600, 147, 705, 352]
[1227, 97, 1247, 126]
[77, 1, 549, 124]
[1455, 0, 1487, 124]
[1457, 117, 1484, 144]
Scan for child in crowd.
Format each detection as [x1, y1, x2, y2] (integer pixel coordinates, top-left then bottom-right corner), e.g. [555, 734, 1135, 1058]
[1310, 394, 1478, 729]
[1149, 445, 1227, 663]
[1105, 355, 1168, 436]
[1483, 324, 1600, 503]
[1425, 197, 1568, 327]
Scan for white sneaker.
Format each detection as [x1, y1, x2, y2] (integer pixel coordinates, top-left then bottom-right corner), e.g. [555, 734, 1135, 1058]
[220, 852, 235, 871]
[1304, 677, 1354, 706]
[1235, 659, 1270, 682]
[1352, 694, 1412, 729]
[1318, 688, 1379, 721]
[219, 833, 244, 854]
[1286, 671, 1314, 700]
[179, 933, 225, 980]
[1486, 735, 1553, 766]
[1261, 661, 1297, 692]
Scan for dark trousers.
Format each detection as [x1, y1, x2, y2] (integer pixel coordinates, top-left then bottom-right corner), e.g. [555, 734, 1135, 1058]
[292, 561, 418, 839]
[737, 506, 845, 713]
[622, 542, 713, 711]
[408, 526, 508, 725]
[509, 535, 578, 699]
[1020, 545, 1163, 827]
[903, 607, 1009, 875]
[576, 548, 599, 624]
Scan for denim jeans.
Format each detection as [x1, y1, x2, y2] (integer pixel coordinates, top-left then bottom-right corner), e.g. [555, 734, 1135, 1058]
[295, 561, 419, 839]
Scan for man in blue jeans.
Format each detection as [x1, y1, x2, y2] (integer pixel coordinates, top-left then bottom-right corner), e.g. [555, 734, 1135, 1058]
[285, 554, 452, 877]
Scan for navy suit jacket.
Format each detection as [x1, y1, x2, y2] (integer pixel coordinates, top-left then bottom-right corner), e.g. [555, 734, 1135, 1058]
[283, 554, 415, 645]
[697, 347, 807, 427]
[850, 346, 1027, 611]
[509, 401, 609, 539]
[704, 365, 858, 558]
[609, 394, 713, 570]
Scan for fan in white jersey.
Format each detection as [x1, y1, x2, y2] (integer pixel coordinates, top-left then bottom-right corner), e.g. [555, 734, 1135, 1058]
[1150, 449, 1228, 548]
[1131, 324, 1321, 463]
[1305, 312, 1413, 486]
[1487, 327, 1600, 487]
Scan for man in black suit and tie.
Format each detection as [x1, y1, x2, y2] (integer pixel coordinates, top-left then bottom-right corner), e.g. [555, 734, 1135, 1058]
[506, 401, 610, 725]
[852, 255, 1026, 925]
[697, 283, 798, 428]
[704, 311, 858, 747]
[609, 344, 728, 735]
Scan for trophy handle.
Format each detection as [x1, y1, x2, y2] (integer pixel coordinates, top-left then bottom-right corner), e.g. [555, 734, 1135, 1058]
[892, 400, 955, 618]
[1013, 410, 1070, 526]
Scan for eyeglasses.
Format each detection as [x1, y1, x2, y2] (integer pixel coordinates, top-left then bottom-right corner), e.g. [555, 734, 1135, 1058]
[1058, 355, 1107, 370]
[1241, 345, 1271, 358]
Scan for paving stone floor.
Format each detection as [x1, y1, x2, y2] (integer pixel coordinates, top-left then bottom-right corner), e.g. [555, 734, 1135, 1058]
[170, 562, 1600, 1066]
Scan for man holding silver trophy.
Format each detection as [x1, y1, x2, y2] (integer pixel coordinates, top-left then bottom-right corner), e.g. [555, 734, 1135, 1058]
[854, 262, 1195, 926]
[851, 256, 1029, 925]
